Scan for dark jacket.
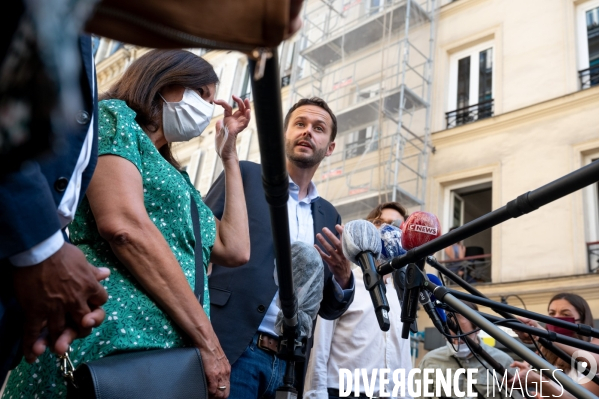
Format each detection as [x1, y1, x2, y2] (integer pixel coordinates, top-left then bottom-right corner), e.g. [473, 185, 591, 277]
[0, 35, 98, 381]
[204, 161, 353, 367]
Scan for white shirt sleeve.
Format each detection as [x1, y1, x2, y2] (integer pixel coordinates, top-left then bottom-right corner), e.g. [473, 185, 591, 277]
[398, 332, 414, 399]
[9, 230, 65, 266]
[304, 316, 336, 399]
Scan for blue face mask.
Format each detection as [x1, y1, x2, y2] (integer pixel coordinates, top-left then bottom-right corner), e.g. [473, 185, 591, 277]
[161, 88, 214, 142]
[378, 224, 406, 262]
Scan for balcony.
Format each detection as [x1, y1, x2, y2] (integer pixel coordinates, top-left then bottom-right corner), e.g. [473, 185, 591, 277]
[232, 92, 251, 109]
[281, 74, 291, 88]
[301, 0, 430, 68]
[437, 253, 492, 284]
[579, 65, 599, 90]
[587, 241, 599, 273]
[445, 99, 494, 129]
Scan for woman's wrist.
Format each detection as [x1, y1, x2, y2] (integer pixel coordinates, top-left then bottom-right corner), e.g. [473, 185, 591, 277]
[220, 152, 239, 165]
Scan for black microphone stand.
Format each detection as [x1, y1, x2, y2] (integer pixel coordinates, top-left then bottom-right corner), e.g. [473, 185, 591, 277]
[377, 159, 599, 275]
[422, 273, 597, 399]
[445, 290, 599, 345]
[427, 256, 599, 386]
[249, 51, 303, 399]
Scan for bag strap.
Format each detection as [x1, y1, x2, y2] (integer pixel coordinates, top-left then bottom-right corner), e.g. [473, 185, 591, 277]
[190, 196, 204, 306]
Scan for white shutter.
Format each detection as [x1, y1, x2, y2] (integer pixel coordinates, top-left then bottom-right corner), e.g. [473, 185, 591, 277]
[197, 144, 217, 195]
[237, 129, 253, 161]
[187, 149, 203, 188]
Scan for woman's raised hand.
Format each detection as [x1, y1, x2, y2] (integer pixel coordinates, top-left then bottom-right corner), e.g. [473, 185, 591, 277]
[214, 95, 251, 160]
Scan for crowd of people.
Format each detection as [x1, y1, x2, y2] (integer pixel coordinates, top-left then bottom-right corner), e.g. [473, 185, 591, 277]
[1, 3, 598, 399]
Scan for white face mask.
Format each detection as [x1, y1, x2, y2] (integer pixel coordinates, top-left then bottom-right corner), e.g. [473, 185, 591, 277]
[446, 340, 471, 359]
[161, 88, 214, 142]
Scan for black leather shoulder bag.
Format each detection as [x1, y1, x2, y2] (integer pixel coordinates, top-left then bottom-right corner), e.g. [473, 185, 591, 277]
[64, 196, 208, 399]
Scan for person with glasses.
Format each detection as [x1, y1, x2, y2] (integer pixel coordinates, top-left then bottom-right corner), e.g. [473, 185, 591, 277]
[365, 201, 408, 229]
[304, 201, 413, 398]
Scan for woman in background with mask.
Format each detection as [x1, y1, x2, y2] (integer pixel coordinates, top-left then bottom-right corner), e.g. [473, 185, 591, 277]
[509, 293, 599, 398]
[2, 49, 249, 399]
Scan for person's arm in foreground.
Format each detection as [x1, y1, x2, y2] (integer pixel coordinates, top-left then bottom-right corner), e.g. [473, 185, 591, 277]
[1, 166, 109, 362]
[209, 96, 250, 267]
[87, 156, 229, 399]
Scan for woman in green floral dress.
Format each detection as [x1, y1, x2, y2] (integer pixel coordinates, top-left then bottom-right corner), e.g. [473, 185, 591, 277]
[3, 50, 250, 399]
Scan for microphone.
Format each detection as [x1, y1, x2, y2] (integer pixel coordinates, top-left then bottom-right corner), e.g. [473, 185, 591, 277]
[341, 220, 391, 331]
[422, 273, 449, 335]
[426, 273, 448, 325]
[379, 223, 406, 262]
[378, 211, 442, 275]
[398, 212, 441, 338]
[392, 266, 419, 334]
[275, 241, 324, 338]
[400, 211, 441, 250]
[379, 223, 419, 334]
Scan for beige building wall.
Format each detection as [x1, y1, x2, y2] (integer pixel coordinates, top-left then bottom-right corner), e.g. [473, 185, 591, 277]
[413, 0, 599, 363]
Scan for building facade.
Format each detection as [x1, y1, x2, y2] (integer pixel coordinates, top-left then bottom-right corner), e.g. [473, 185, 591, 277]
[95, 0, 599, 359]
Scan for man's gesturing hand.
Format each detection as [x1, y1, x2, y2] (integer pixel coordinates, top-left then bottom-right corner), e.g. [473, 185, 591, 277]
[315, 224, 352, 289]
[12, 242, 109, 362]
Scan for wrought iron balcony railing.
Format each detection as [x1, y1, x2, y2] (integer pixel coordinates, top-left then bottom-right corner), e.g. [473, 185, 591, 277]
[232, 92, 251, 109]
[438, 254, 492, 284]
[446, 99, 494, 129]
[587, 241, 599, 273]
[281, 74, 291, 88]
[579, 65, 599, 90]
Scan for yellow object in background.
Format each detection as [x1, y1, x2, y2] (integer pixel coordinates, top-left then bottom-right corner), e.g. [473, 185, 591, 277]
[482, 336, 496, 347]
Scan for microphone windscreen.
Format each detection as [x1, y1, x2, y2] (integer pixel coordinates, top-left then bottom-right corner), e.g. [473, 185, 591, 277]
[426, 273, 447, 322]
[275, 241, 324, 338]
[379, 224, 407, 262]
[401, 211, 441, 250]
[341, 220, 382, 264]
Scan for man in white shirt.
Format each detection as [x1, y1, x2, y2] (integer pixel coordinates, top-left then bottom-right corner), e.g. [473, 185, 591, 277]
[304, 267, 413, 399]
[304, 203, 413, 399]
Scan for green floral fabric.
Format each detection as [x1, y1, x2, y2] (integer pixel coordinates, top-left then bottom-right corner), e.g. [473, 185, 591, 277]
[3, 99, 216, 399]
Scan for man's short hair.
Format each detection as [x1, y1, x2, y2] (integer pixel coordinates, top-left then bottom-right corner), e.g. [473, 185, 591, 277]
[284, 97, 338, 142]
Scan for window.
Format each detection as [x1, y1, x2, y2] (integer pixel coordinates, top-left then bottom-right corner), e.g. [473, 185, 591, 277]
[232, 62, 252, 108]
[357, 82, 381, 102]
[91, 36, 101, 57]
[443, 180, 493, 283]
[450, 191, 464, 228]
[577, 1, 599, 89]
[93, 38, 123, 63]
[447, 42, 494, 128]
[584, 154, 599, 272]
[280, 41, 296, 87]
[366, 0, 392, 15]
[344, 126, 378, 159]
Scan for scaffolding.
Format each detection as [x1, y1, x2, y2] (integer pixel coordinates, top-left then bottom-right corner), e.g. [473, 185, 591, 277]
[288, 0, 437, 220]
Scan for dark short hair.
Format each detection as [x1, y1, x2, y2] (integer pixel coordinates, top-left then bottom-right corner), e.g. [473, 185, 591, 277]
[461, 301, 479, 312]
[540, 293, 594, 369]
[101, 49, 219, 169]
[284, 97, 338, 142]
[549, 293, 594, 336]
[366, 202, 408, 221]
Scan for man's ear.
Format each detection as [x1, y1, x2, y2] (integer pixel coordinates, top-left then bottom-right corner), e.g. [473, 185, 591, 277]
[325, 141, 335, 157]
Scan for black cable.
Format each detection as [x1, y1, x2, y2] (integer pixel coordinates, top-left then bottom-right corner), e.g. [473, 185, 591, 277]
[502, 294, 527, 310]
